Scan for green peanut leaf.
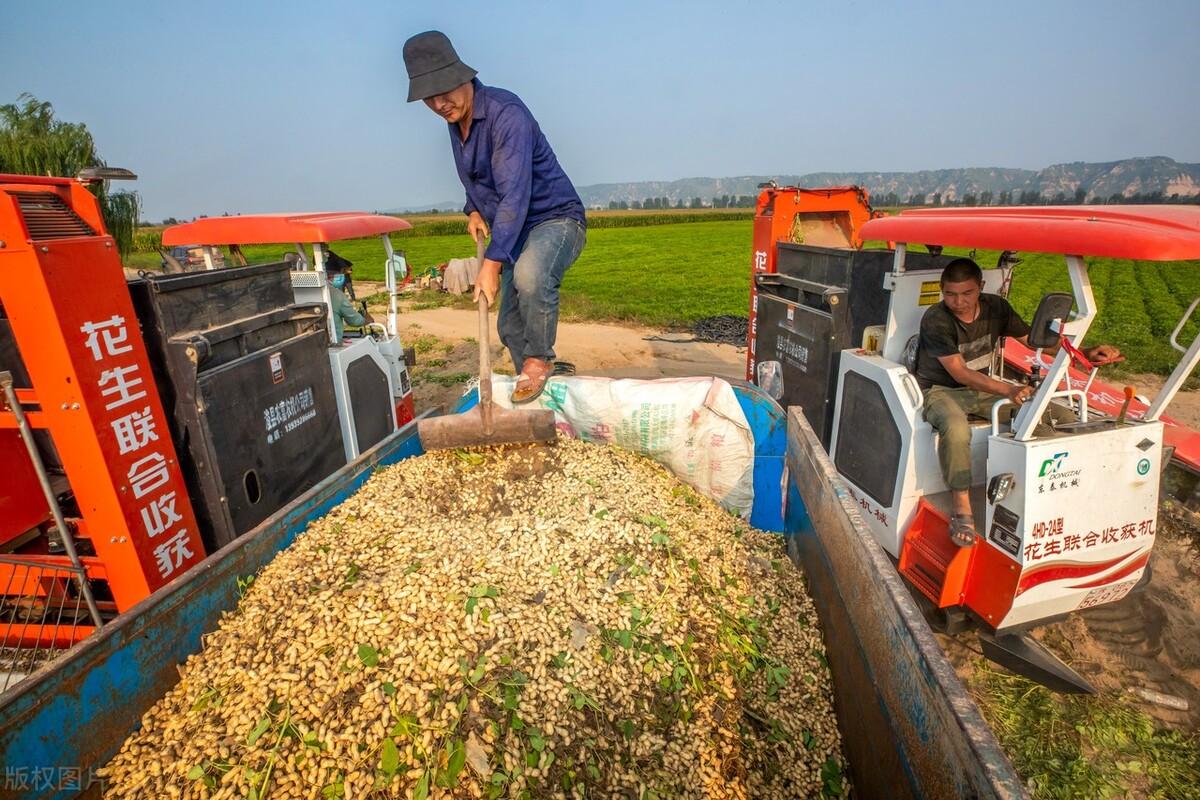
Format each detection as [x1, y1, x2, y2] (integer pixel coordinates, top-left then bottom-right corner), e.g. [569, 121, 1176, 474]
[413, 771, 430, 800]
[246, 716, 270, 746]
[437, 739, 466, 787]
[391, 714, 418, 738]
[357, 644, 379, 667]
[380, 737, 400, 776]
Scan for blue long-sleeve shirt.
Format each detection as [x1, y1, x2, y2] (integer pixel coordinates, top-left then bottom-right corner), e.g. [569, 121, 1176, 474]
[450, 80, 586, 264]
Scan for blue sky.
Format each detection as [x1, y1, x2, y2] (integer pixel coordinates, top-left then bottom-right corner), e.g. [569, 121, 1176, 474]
[3, 0, 1198, 220]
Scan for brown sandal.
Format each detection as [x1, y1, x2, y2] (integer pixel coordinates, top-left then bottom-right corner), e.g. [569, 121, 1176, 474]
[511, 360, 552, 404]
[949, 514, 977, 548]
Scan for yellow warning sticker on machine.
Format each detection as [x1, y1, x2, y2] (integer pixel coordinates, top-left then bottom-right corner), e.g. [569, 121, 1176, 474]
[918, 280, 942, 306]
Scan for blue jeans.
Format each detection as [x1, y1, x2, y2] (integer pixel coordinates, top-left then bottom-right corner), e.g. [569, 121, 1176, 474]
[498, 218, 586, 372]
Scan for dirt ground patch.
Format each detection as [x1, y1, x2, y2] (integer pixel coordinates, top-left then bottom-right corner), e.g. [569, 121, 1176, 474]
[1122, 372, 1200, 429]
[376, 302, 746, 415]
[1068, 525, 1199, 730]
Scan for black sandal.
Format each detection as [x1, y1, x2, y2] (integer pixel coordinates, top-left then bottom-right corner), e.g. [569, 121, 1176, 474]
[949, 514, 977, 548]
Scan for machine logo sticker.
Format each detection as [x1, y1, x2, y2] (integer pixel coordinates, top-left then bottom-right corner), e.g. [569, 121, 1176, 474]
[269, 352, 284, 384]
[1137, 458, 1151, 476]
[1036, 451, 1083, 494]
[1038, 452, 1069, 477]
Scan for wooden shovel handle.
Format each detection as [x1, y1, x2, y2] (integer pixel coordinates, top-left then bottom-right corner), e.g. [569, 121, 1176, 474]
[476, 236, 493, 434]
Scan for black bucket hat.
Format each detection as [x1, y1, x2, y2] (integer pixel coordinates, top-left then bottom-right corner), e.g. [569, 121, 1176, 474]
[403, 31, 477, 102]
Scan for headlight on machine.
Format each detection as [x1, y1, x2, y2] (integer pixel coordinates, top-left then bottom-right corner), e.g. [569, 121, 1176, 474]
[988, 473, 1015, 504]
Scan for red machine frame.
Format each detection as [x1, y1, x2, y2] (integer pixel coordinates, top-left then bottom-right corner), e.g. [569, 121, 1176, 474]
[0, 175, 205, 650]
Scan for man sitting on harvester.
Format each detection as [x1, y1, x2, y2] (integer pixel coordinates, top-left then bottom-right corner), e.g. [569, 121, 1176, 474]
[915, 259, 1120, 546]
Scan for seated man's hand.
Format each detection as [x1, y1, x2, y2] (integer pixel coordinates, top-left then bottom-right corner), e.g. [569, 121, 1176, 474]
[1084, 344, 1121, 363]
[1007, 383, 1034, 405]
[467, 212, 490, 243]
[474, 259, 502, 306]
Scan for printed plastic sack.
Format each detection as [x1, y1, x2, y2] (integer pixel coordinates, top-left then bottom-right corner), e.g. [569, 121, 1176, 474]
[490, 376, 755, 517]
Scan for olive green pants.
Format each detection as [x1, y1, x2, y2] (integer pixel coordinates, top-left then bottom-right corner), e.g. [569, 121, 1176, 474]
[923, 385, 1075, 491]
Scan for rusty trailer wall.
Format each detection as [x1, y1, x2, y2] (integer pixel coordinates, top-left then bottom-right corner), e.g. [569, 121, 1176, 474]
[785, 407, 1026, 800]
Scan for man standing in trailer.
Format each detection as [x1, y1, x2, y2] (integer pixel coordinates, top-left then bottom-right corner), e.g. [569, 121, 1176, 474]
[403, 30, 587, 404]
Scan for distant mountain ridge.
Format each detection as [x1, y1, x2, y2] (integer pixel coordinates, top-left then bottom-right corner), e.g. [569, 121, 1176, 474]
[573, 156, 1200, 208]
[397, 157, 1200, 212]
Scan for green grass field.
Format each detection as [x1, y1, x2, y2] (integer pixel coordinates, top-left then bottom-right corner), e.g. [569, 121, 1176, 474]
[129, 215, 1200, 375]
[971, 661, 1199, 799]
[181, 219, 757, 330]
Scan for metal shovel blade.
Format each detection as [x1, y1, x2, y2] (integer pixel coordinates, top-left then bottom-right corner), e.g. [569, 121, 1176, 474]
[417, 403, 557, 451]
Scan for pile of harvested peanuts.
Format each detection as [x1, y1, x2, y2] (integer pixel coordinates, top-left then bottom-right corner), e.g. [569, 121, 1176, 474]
[101, 438, 846, 799]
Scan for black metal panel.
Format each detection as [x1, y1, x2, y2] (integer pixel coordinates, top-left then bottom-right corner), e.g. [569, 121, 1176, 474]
[754, 276, 847, 446]
[844, 249, 897, 345]
[835, 370, 901, 507]
[0, 312, 31, 388]
[180, 305, 328, 371]
[346, 355, 392, 454]
[132, 262, 295, 341]
[754, 245, 954, 448]
[0, 311, 63, 471]
[776, 243, 855, 286]
[128, 265, 346, 550]
[774, 243, 894, 346]
[196, 331, 346, 540]
[10, 191, 96, 240]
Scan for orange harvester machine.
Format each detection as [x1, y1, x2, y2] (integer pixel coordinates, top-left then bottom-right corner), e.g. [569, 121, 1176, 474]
[0, 175, 205, 655]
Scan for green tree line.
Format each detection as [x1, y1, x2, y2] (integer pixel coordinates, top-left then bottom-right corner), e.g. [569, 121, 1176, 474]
[607, 194, 758, 210]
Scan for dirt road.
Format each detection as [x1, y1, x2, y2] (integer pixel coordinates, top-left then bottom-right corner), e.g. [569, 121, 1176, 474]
[397, 306, 747, 413]
[403, 307, 745, 379]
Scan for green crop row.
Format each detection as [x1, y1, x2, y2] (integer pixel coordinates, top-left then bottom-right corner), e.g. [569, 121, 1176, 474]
[391, 210, 753, 238]
[132, 229, 163, 253]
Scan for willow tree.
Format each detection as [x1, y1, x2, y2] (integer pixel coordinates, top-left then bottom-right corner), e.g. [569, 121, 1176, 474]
[0, 93, 140, 255]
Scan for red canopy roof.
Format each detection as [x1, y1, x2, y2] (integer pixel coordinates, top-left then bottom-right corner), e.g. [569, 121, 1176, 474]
[162, 212, 412, 246]
[859, 205, 1200, 261]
